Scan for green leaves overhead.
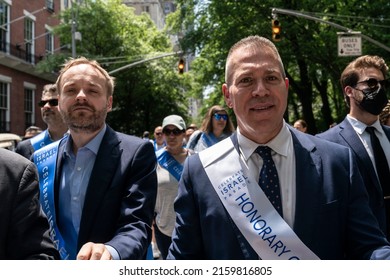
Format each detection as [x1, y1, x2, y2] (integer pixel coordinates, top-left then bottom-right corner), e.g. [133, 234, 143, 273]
[171, 0, 390, 134]
[37, 0, 190, 136]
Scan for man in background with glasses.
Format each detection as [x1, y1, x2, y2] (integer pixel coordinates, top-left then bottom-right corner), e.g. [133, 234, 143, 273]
[15, 84, 68, 159]
[318, 55, 390, 241]
[151, 126, 166, 151]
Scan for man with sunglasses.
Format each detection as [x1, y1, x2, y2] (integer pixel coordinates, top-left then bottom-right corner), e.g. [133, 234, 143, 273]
[151, 126, 166, 151]
[318, 55, 390, 241]
[15, 84, 68, 159]
[186, 105, 235, 152]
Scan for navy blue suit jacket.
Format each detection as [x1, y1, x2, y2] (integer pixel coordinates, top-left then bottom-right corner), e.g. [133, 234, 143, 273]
[167, 128, 390, 260]
[317, 118, 389, 239]
[52, 125, 157, 259]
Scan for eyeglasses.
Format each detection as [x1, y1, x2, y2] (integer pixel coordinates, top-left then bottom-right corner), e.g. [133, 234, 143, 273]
[214, 113, 228, 121]
[155, 132, 163, 136]
[38, 99, 58, 107]
[163, 128, 183, 136]
[356, 78, 390, 90]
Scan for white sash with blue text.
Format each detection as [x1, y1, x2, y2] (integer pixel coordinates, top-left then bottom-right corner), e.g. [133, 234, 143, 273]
[199, 138, 319, 260]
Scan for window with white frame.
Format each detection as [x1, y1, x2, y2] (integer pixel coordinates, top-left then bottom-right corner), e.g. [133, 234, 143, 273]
[0, 81, 9, 132]
[45, 27, 54, 54]
[24, 17, 34, 63]
[46, 0, 54, 12]
[24, 87, 34, 128]
[0, 1, 9, 52]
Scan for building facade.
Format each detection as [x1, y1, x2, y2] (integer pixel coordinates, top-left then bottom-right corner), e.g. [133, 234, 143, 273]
[122, 0, 176, 30]
[0, 0, 61, 135]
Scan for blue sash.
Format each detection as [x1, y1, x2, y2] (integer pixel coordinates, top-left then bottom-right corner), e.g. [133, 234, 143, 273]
[201, 132, 218, 147]
[34, 138, 70, 260]
[156, 149, 183, 181]
[30, 130, 53, 151]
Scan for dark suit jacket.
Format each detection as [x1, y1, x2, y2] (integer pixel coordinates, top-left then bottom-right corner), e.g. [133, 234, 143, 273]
[0, 148, 59, 259]
[167, 129, 390, 260]
[15, 137, 34, 160]
[317, 118, 389, 239]
[52, 125, 157, 259]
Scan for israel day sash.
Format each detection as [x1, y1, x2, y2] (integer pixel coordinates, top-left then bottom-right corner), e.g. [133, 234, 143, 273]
[201, 132, 218, 148]
[30, 130, 53, 151]
[156, 148, 183, 181]
[198, 137, 319, 260]
[33, 138, 70, 260]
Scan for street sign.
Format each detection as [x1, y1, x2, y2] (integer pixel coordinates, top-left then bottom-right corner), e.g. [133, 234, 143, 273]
[338, 32, 362, 57]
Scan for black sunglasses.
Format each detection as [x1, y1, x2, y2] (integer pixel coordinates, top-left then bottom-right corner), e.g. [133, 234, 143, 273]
[155, 132, 163, 136]
[356, 78, 390, 89]
[214, 113, 228, 121]
[38, 99, 58, 107]
[163, 128, 183, 136]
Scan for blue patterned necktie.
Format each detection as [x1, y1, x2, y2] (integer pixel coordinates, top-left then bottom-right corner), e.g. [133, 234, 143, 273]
[256, 146, 283, 217]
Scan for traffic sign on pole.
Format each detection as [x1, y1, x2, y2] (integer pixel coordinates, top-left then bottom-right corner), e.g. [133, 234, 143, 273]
[337, 32, 362, 57]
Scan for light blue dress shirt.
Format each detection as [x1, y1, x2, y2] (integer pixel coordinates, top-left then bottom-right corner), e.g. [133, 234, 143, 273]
[58, 125, 106, 259]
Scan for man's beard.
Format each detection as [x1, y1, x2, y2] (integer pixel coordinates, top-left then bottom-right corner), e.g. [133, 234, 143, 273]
[61, 104, 107, 133]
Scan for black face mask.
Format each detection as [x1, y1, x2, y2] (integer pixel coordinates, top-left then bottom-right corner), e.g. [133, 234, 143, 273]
[358, 85, 388, 115]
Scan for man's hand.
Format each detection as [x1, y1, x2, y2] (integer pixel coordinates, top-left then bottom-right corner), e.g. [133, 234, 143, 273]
[76, 242, 113, 260]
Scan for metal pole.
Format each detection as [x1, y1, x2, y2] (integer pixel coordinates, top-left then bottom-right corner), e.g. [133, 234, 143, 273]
[272, 8, 390, 53]
[71, 19, 76, 58]
[71, 1, 77, 58]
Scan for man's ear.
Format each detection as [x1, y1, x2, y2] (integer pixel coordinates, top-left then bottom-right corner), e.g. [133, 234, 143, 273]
[222, 83, 233, 108]
[344, 86, 353, 98]
[107, 96, 113, 112]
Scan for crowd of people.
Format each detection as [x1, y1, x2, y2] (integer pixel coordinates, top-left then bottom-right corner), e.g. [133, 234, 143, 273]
[2, 35, 390, 260]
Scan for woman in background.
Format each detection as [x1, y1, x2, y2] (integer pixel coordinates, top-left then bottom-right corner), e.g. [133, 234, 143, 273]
[186, 105, 235, 152]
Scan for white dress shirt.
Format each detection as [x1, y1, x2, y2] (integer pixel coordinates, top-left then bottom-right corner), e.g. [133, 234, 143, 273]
[236, 121, 296, 227]
[347, 115, 390, 176]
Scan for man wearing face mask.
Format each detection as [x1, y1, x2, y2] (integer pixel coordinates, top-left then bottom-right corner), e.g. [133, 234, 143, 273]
[317, 55, 390, 240]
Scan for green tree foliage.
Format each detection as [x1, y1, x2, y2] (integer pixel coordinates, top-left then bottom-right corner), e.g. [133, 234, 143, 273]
[36, 0, 190, 136]
[168, 0, 390, 134]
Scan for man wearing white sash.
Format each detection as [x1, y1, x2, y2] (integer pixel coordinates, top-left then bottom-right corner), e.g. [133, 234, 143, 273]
[167, 35, 390, 260]
[16, 84, 68, 160]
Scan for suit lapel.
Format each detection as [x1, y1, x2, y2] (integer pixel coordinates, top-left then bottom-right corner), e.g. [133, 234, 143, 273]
[78, 127, 122, 244]
[338, 119, 382, 195]
[289, 130, 321, 248]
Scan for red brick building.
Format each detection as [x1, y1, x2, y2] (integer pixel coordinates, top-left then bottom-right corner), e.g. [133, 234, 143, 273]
[0, 0, 62, 136]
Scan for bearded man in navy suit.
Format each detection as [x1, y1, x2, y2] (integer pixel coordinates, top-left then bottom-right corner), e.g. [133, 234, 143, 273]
[33, 57, 157, 260]
[167, 36, 390, 260]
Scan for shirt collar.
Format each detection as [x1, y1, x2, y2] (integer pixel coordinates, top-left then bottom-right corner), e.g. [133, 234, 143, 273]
[347, 114, 384, 135]
[237, 120, 291, 160]
[64, 124, 107, 157]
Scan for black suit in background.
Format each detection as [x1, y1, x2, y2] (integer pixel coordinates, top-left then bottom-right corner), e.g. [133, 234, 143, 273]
[14, 137, 34, 159]
[0, 148, 59, 259]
